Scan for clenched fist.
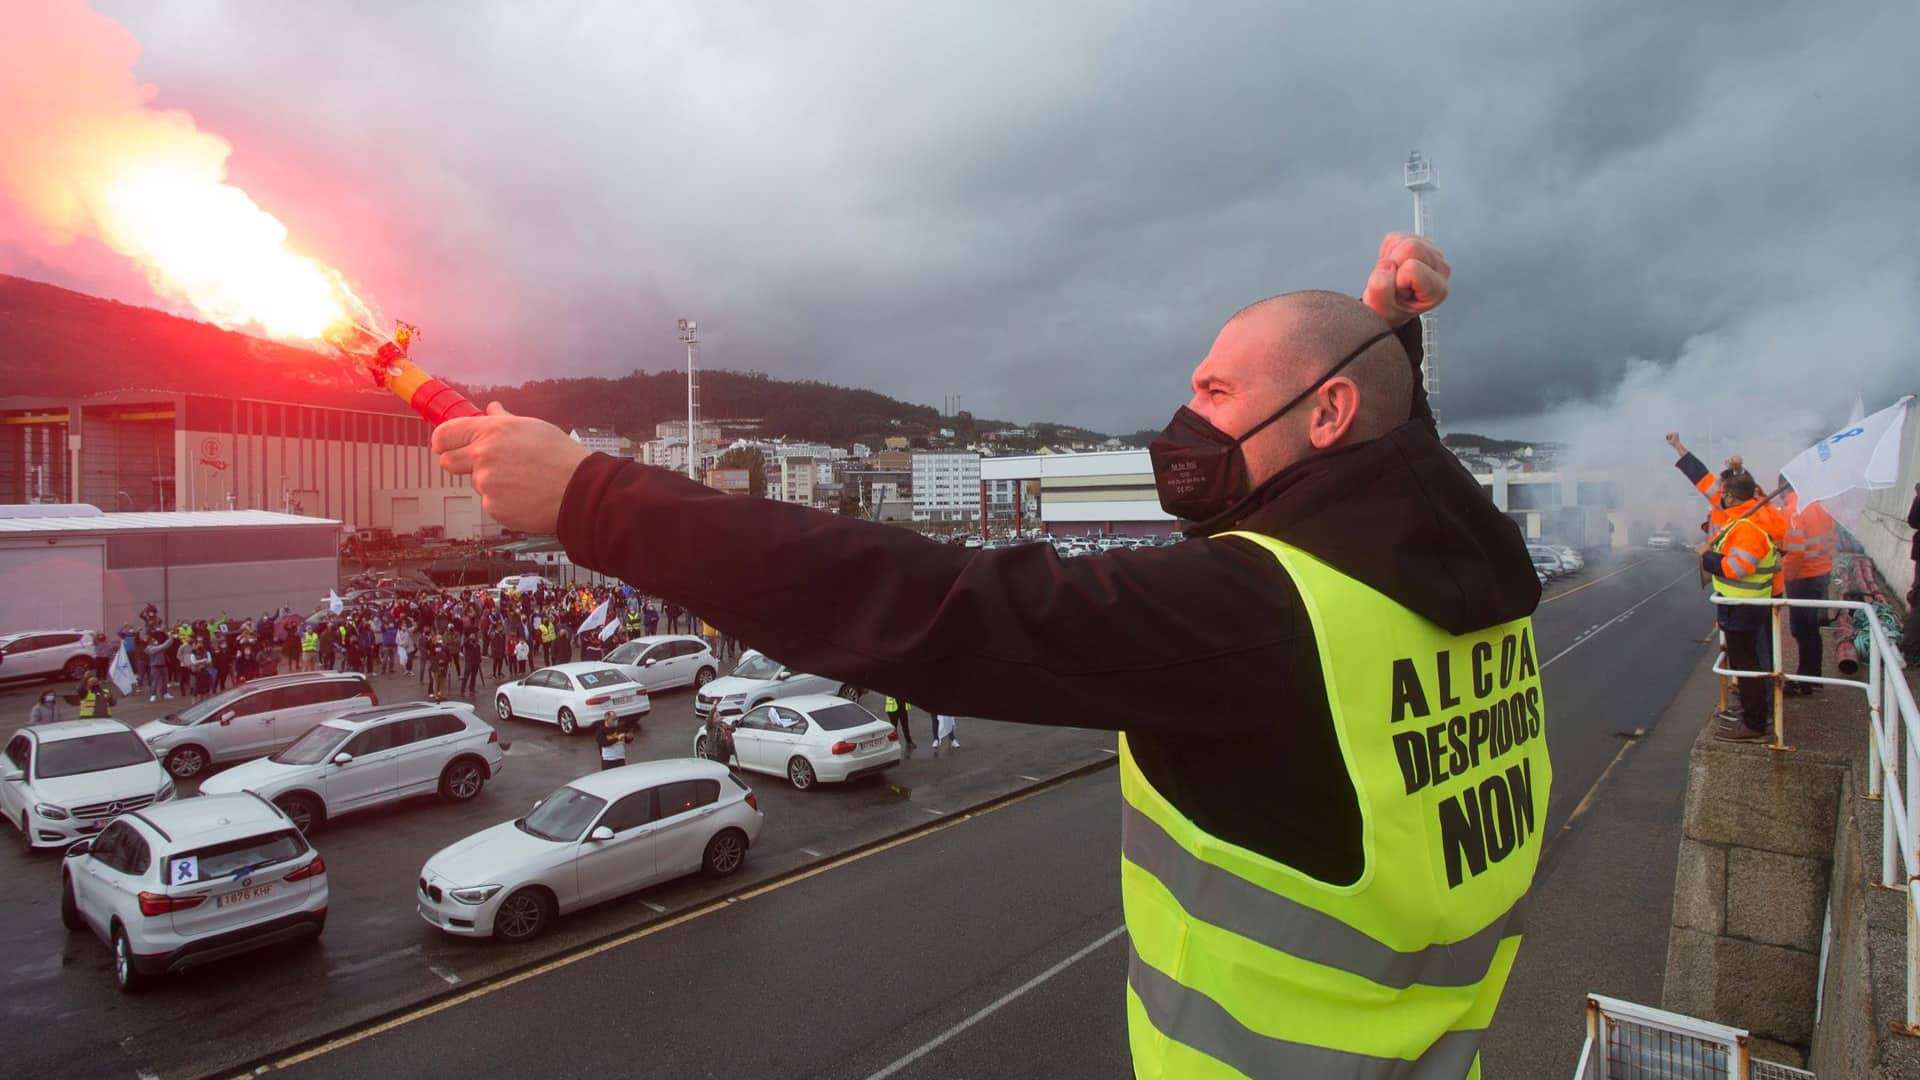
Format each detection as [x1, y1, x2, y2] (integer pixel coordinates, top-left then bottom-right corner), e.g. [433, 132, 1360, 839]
[432, 403, 591, 534]
[1362, 232, 1450, 328]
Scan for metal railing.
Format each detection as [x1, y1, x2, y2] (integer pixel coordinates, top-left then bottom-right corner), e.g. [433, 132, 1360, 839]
[1573, 995, 1814, 1079]
[1710, 590, 1920, 1035]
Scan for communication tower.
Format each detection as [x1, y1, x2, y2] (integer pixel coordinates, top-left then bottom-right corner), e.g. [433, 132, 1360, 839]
[678, 318, 700, 481]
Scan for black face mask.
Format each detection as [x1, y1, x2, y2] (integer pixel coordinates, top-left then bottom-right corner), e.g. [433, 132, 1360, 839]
[1149, 328, 1393, 525]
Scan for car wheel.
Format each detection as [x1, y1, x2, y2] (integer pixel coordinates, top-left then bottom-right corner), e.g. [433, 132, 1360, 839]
[787, 756, 816, 790]
[492, 889, 552, 942]
[276, 794, 322, 834]
[694, 734, 710, 759]
[61, 873, 83, 931]
[164, 745, 209, 780]
[694, 666, 716, 690]
[62, 657, 93, 683]
[112, 926, 146, 993]
[557, 708, 578, 736]
[496, 695, 515, 722]
[838, 684, 861, 700]
[703, 828, 748, 877]
[440, 759, 486, 802]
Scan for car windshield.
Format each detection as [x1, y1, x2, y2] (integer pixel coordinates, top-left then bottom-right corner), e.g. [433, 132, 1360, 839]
[35, 731, 154, 778]
[732, 654, 782, 680]
[166, 686, 247, 727]
[809, 703, 881, 731]
[273, 724, 355, 766]
[169, 830, 307, 885]
[517, 787, 607, 843]
[576, 669, 633, 689]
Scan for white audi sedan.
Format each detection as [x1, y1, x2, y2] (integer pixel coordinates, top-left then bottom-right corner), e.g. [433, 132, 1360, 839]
[495, 662, 650, 736]
[693, 694, 900, 790]
[2, 720, 174, 849]
[199, 702, 507, 833]
[416, 759, 761, 942]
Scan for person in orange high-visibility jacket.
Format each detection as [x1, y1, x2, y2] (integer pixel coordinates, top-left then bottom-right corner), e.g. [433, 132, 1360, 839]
[1669, 439, 1781, 741]
[1778, 478, 1837, 693]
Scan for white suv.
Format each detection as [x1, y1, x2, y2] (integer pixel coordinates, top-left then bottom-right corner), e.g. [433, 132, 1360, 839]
[60, 792, 327, 992]
[199, 702, 508, 833]
[1, 720, 174, 849]
[0, 629, 97, 684]
[136, 671, 376, 780]
[692, 650, 860, 723]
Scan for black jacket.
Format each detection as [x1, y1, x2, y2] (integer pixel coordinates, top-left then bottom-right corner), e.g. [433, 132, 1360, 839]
[557, 320, 1540, 884]
[1907, 492, 1919, 561]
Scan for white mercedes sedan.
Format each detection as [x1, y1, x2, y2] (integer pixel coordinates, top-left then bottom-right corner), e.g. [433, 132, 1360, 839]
[495, 663, 650, 736]
[693, 694, 900, 790]
[416, 759, 762, 942]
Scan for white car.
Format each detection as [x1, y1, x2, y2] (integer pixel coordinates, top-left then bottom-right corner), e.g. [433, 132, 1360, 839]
[1549, 545, 1585, 570]
[199, 702, 507, 833]
[495, 662, 650, 736]
[2, 720, 174, 849]
[1647, 532, 1675, 550]
[692, 650, 861, 723]
[416, 759, 761, 942]
[61, 792, 326, 991]
[694, 694, 901, 790]
[604, 635, 720, 692]
[0, 629, 98, 684]
[136, 671, 377, 780]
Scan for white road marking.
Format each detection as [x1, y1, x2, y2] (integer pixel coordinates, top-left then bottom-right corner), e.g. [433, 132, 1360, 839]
[327, 944, 421, 978]
[1016, 775, 1042, 782]
[1541, 570, 1696, 671]
[922, 808, 945, 816]
[642, 901, 668, 914]
[1538, 557, 1649, 605]
[428, 965, 460, 986]
[861, 925, 1128, 1080]
[1097, 748, 1117, 755]
[798, 847, 824, 858]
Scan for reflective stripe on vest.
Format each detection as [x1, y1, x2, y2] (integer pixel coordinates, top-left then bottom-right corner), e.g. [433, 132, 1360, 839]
[1120, 533, 1549, 1079]
[1709, 522, 1778, 599]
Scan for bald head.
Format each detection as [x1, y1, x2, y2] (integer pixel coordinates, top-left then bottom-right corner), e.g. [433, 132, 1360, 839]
[1226, 290, 1413, 439]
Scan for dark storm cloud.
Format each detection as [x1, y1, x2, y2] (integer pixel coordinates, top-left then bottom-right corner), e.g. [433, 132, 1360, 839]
[67, 1, 1920, 437]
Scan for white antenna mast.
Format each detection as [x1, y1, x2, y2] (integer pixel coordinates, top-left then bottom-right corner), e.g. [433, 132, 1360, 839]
[1404, 150, 1439, 430]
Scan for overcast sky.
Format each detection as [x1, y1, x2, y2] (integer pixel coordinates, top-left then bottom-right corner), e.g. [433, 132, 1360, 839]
[6, 1, 1915, 448]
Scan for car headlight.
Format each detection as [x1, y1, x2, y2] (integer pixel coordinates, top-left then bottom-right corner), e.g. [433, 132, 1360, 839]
[156, 779, 176, 802]
[449, 884, 504, 905]
[34, 803, 70, 821]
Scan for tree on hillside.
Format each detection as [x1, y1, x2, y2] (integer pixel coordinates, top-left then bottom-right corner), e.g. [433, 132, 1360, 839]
[836, 489, 864, 517]
[717, 447, 767, 497]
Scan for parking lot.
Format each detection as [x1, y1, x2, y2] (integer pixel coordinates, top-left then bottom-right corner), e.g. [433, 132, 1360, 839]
[0, 663, 1116, 1080]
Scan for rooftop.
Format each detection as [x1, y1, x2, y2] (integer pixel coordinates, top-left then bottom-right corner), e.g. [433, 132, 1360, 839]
[0, 509, 341, 535]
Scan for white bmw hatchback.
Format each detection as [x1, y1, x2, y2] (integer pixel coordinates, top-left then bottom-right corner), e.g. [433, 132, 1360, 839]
[496, 662, 650, 736]
[61, 792, 327, 992]
[417, 759, 761, 942]
[198, 702, 507, 833]
[693, 694, 900, 790]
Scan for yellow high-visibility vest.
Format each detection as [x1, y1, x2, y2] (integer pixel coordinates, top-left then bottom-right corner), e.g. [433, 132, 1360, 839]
[1122, 533, 1550, 1079]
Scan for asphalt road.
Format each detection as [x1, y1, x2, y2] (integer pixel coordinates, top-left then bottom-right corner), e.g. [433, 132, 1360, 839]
[222, 548, 1716, 1080]
[0, 661, 1115, 1080]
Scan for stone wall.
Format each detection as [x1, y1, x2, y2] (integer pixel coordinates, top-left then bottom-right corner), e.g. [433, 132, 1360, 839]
[1662, 727, 1846, 1065]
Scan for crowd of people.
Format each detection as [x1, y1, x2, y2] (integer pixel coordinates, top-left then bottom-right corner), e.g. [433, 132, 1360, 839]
[34, 581, 750, 724]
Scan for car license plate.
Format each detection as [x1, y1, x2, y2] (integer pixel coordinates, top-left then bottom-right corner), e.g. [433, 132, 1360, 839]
[218, 884, 273, 908]
[860, 739, 883, 752]
[615, 693, 632, 704]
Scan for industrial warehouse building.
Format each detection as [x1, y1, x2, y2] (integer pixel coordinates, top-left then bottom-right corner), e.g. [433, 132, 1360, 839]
[0, 390, 497, 539]
[979, 450, 1175, 537]
[0, 506, 341, 637]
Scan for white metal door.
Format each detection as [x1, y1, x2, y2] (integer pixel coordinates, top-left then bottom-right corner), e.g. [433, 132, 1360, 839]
[0, 542, 103, 644]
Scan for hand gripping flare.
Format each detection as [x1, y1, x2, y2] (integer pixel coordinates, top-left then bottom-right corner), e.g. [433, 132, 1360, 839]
[326, 320, 482, 427]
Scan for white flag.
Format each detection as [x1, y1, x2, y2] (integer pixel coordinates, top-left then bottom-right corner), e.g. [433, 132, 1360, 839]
[1781, 396, 1912, 507]
[577, 598, 611, 635]
[327, 589, 344, 615]
[108, 644, 136, 695]
[600, 618, 620, 642]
